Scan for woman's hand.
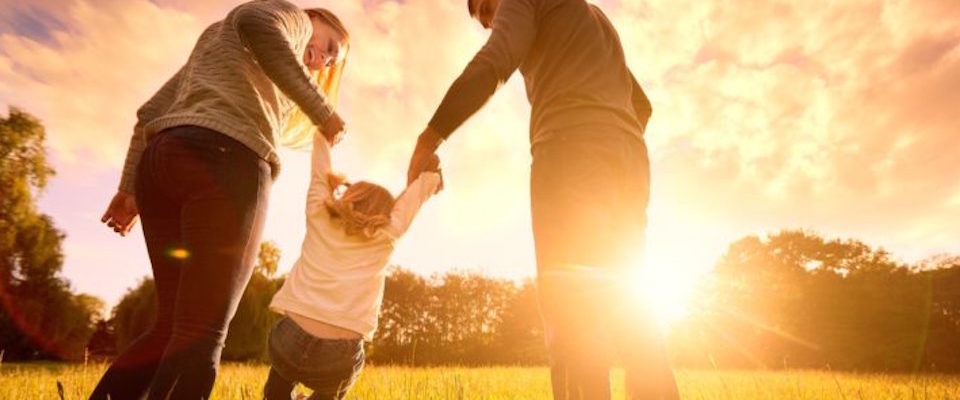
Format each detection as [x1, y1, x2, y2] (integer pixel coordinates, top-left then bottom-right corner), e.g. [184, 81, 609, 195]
[101, 191, 139, 237]
[322, 112, 345, 145]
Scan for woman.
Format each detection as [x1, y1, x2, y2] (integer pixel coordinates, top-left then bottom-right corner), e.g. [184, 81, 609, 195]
[93, 1, 350, 399]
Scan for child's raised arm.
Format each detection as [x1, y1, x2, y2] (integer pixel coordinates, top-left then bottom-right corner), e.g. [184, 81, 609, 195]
[306, 133, 336, 213]
[383, 170, 442, 239]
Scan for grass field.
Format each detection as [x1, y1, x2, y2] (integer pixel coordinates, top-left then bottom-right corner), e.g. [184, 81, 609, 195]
[1, 363, 959, 399]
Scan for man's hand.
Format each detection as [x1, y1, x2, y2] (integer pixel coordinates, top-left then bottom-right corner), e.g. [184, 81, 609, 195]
[424, 153, 440, 173]
[101, 191, 139, 237]
[423, 153, 444, 193]
[322, 112, 346, 144]
[407, 127, 444, 185]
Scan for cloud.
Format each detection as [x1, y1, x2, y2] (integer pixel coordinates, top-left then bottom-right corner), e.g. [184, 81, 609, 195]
[2, 0, 958, 306]
[0, 0, 203, 168]
[606, 0, 960, 259]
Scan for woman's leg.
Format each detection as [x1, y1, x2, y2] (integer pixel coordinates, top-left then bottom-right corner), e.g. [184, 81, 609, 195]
[89, 136, 183, 400]
[143, 128, 272, 399]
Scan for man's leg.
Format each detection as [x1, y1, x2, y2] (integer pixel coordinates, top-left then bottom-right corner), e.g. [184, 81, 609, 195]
[614, 299, 679, 400]
[532, 131, 678, 399]
[531, 133, 633, 400]
[614, 140, 679, 400]
[537, 275, 614, 400]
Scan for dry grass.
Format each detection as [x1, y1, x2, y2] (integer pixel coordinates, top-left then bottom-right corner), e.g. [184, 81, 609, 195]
[1, 363, 959, 399]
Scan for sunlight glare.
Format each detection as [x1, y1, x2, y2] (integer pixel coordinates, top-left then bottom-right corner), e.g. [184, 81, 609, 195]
[626, 239, 705, 333]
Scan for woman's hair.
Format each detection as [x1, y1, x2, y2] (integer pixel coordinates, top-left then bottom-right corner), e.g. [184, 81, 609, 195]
[324, 174, 396, 238]
[281, 8, 350, 150]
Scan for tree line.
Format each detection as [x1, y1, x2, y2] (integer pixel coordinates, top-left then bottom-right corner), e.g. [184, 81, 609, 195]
[2, 108, 960, 372]
[100, 245, 547, 366]
[671, 231, 960, 372]
[93, 233, 960, 372]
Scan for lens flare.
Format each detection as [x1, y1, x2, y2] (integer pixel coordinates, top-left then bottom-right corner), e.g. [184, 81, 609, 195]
[624, 247, 703, 334]
[167, 248, 190, 260]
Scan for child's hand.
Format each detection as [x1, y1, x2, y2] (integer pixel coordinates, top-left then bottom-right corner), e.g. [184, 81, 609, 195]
[424, 154, 440, 172]
[423, 154, 444, 193]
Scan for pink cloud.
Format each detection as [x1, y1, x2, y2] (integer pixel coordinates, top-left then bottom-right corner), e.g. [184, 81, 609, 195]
[2, 0, 957, 307]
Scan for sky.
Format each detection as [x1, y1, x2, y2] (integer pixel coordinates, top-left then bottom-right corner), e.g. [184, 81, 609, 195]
[1, 0, 958, 315]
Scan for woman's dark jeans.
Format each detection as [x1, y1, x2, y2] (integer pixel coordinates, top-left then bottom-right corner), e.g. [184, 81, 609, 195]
[90, 125, 271, 400]
[263, 317, 365, 400]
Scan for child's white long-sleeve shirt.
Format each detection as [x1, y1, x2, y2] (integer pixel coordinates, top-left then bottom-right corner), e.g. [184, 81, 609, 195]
[270, 137, 441, 341]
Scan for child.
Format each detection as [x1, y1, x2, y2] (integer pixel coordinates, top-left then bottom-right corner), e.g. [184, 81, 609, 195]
[263, 134, 442, 400]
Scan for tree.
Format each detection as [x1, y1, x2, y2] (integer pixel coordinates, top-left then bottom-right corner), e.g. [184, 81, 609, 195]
[111, 278, 157, 351]
[491, 280, 546, 364]
[678, 230, 937, 371]
[369, 268, 431, 364]
[86, 319, 117, 360]
[921, 257, 960, 370]
[255, 241, 281, 277]
[427, 272, 516, 364]
[0, 108, 101, 360]
[369, 268, 545, 365]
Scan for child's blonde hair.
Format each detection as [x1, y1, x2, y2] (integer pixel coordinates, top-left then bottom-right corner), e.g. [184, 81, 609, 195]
[324, 174, 395, 238]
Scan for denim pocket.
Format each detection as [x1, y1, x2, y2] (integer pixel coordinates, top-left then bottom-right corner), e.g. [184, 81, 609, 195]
[300, 342, 364, 399]
[305, 339, 363, 370]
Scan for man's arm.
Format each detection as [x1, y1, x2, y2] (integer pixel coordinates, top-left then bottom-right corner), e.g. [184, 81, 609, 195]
[232, 0, 338, 131]
[408, 0, 538, 184]
[630, 72, 653, 131]
[425, 0, 538, 139]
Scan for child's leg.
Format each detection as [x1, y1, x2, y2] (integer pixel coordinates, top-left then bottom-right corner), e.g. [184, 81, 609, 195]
[264, 318, 306, 400]
[263, 367, 297, 400]
[301, 340, 365, 400]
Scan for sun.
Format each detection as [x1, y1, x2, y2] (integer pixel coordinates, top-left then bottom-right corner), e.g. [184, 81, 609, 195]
[626, 241, 707, 333]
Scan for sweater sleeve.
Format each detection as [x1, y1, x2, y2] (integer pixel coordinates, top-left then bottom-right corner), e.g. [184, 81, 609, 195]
[305, 133, 334, 214]
[232, 0, 337, 128]
[426, 0, 537, 139]
[383, 172, 442, 239]
[630, 73, 653, 131]
[118, 65, 186, 194]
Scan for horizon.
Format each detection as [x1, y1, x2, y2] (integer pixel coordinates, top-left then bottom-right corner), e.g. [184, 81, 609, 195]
[2, 0, 958, 318]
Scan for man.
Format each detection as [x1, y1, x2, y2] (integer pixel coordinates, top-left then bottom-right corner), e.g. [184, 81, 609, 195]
[406, 0, 679, 398]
